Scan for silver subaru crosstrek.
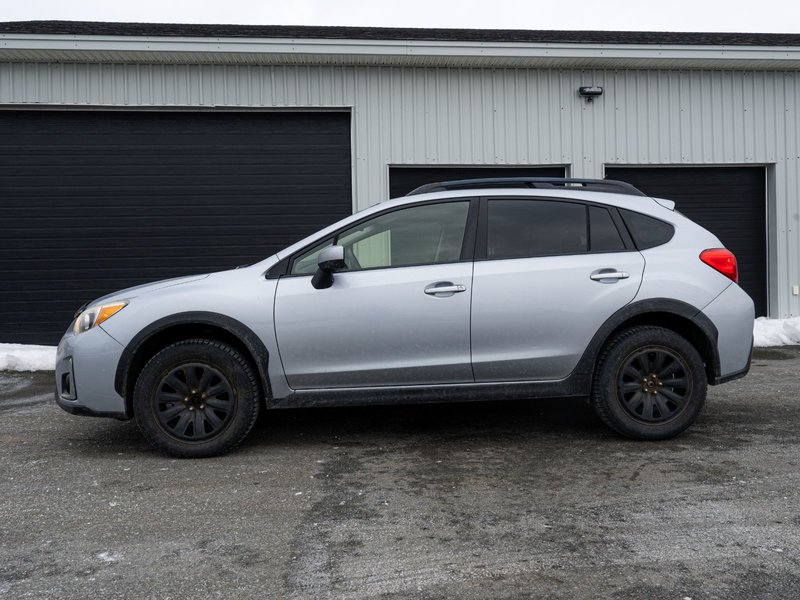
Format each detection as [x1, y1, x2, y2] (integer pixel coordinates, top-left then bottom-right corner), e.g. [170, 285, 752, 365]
[55, 178, 754, 457]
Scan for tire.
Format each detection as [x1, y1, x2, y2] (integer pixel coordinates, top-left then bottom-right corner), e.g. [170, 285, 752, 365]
[132, 338, 261, 458]
[591, 326, 707, 440]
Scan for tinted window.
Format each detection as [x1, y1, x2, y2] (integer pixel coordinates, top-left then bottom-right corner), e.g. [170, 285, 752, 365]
[620, 209, 675, 249]
[291, 201, 470, 274]
[486, 200, 587, 259]
[589, 206, 626, 252]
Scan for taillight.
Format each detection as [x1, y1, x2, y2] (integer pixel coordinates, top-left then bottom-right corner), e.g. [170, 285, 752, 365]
[700, 248, 738, 283]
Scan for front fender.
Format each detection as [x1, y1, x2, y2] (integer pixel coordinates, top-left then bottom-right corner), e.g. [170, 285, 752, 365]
[113, 311, 274, 407]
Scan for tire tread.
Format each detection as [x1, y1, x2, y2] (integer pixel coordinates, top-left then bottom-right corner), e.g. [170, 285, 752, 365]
[591, 326, 706, 440]
[133, 338, 261, 458]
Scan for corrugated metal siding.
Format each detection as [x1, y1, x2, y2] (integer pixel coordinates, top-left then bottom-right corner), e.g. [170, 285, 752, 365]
[1, 62, 798, 317]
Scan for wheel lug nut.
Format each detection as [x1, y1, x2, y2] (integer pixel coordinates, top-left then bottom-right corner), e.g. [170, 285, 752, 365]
[189, 406, 195, 411]
[200, 404, 205, 409]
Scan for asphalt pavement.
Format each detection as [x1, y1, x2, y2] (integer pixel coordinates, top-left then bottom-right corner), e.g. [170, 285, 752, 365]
[1, 348, 799, 599]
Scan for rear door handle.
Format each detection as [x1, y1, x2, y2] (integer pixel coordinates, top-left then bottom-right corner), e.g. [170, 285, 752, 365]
[424, 282, 467, 296]
[590, 270, 630, 282]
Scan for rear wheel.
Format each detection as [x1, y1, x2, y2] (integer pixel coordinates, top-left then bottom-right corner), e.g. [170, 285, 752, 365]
[591, 326, 707, 440]
[133, 339, 261, 457]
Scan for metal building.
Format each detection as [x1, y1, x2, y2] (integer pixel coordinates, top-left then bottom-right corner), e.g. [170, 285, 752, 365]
[1, 22, 799, 343]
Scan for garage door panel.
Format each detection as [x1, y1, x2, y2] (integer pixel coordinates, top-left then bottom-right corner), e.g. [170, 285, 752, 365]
[4, 216, 325, 231]
[1, 231, 318, 249]
[4, 173, 349, 186]
[0, 110, 352, 344]
[1, 150, 349, 163]
[606, 166, 767, 316]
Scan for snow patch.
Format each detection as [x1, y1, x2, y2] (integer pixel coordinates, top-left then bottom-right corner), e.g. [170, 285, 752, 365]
[753, 317, 800, 347]
[0, 343, 56, 371]
[95, 551, 122, 563]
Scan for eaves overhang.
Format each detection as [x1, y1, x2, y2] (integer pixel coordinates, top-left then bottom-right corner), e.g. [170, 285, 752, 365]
[3, 33, 800, 70]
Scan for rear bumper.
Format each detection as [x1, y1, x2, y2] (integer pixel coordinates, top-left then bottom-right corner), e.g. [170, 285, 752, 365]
[713, 345, 752, 385]
[699, 283, 755, 385]
[55, 326, 129, 419]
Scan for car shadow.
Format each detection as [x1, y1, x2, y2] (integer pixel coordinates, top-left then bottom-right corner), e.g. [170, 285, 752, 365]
[244, 396, 606, 449]
[59, 395, 607, 457]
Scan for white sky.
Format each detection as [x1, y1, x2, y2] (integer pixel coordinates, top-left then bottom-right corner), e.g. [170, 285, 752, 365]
[1, 0, 800, 34]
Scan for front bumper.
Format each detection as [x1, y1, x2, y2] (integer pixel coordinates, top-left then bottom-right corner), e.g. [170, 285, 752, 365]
[55, 325, 129, 419]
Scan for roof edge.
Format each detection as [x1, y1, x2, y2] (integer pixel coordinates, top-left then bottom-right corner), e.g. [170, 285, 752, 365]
[2, 20, 800, 47]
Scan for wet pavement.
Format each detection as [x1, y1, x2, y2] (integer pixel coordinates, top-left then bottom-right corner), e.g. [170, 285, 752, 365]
[1, 348, 799, 599]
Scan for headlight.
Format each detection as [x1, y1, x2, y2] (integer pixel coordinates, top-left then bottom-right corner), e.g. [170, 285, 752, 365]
[73, 301, 128, 335]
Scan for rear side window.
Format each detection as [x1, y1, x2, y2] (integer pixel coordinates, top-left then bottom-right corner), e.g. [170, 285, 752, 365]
[589, 206, 626, 252]
[487, 199, 587, 259]
[619, 209, 675, 249]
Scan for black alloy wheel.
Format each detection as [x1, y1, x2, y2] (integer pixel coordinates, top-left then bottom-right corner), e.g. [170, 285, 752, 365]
[154, 363, 236, 442]
[616, 346, 692, 424]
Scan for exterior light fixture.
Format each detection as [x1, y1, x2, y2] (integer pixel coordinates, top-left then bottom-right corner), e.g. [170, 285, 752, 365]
[578, 86, 604, 102]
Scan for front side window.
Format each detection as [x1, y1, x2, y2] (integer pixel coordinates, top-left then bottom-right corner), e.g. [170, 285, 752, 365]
[290, 201, 470, 274]
[487, 199, 588, 259]
[292, 238, 334, 275]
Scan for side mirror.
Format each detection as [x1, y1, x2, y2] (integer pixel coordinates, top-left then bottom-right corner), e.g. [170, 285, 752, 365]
[318, 245, 346, 272]
[311, 245, 346, 289]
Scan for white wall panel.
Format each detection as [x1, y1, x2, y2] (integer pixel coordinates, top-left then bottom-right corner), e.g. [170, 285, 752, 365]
[1, 62, 799, 316]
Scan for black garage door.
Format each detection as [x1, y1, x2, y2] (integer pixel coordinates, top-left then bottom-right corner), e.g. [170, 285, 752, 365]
[389, 165, 567, 198]
[606, 166, 767, 316]
[0, 110, 352, 344]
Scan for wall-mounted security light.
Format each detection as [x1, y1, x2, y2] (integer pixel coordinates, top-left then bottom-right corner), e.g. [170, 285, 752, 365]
[578, 86, 604, 102]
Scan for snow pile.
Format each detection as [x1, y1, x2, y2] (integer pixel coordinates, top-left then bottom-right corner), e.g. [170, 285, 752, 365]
[753, 317, 800, 347]
[0, 343, 57, 371]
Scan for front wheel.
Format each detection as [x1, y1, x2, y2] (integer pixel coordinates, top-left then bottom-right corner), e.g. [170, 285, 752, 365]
[591, 326, 707, 440]
[133, 339, 261, 457]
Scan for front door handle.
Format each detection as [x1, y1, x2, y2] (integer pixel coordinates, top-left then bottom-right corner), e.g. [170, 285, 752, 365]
[424, 282, 467, 296]
[590, 269, 630, 282]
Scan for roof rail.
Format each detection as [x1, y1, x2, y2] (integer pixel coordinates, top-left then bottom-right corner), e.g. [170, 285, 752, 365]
[406, 177, 646, 197]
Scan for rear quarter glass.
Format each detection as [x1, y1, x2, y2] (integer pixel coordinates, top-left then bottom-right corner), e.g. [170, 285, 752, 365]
[619, 208, 675, 249]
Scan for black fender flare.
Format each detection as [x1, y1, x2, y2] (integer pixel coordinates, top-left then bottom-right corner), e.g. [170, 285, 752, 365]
[114, 311, 271, 410]
[568, 297, 720, 392]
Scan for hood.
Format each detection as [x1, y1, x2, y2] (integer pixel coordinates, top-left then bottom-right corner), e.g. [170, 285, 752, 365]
[88, 273, 210, 306]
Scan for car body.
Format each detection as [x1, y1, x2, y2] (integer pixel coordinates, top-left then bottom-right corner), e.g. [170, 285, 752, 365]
[55, 178, 755, 456]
